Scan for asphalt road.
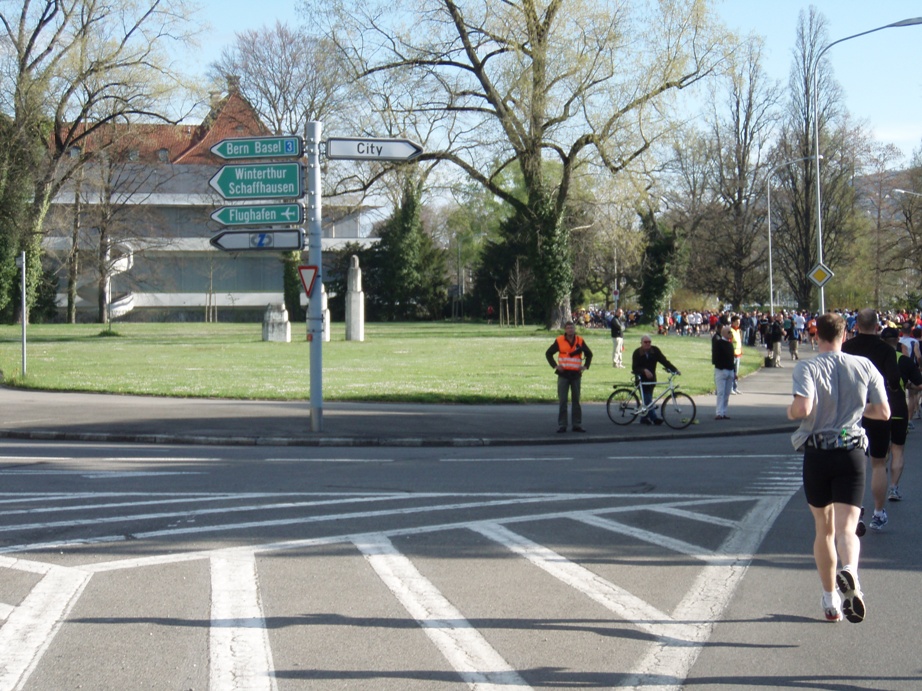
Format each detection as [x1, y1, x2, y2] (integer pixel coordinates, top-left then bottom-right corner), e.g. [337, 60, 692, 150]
[1, 434, 920, 690]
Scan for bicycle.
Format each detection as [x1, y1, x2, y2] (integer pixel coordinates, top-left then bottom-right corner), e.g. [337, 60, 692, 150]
[606, 372, 697, 429]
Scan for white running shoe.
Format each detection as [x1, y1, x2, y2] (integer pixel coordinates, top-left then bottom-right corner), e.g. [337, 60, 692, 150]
[836, 570, 866, 623]
[822, 592, 842, 622]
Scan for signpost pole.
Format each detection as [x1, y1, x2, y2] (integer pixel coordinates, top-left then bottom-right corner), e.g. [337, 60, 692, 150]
[305, 122, 324, 432]
[17, 252, 25, 376]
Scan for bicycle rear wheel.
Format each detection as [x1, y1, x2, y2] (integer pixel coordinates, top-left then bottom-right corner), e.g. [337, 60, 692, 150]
[607, 387, 641, 425]
[660, 391, 696, 429]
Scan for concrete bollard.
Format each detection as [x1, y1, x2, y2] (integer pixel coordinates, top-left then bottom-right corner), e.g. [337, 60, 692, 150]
[262, 303, 291, 342]
[345, 254, 365, 341]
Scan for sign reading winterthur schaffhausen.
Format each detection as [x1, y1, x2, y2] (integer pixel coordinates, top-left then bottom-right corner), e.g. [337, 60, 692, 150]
[209, 162, 303, 201]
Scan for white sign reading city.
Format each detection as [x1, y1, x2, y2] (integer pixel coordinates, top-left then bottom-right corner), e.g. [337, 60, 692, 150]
[325, 137, 423, 162]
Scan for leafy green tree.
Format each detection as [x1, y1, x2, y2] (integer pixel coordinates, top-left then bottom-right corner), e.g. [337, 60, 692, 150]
[637, 209, 683, 320]
[363, 176, 448, 320]
[0, 114, 42, 320]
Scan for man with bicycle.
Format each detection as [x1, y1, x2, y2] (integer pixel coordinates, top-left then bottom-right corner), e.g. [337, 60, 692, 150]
[631, 335, 680, 425]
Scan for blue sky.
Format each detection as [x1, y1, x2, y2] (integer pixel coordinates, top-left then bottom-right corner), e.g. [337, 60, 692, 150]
[187, 0, 922, 160]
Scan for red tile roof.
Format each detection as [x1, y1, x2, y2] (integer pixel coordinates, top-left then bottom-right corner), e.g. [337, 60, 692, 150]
[71, 87, 270, 165]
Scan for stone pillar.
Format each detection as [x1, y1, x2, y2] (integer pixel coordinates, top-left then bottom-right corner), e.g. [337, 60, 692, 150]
[345, 255, 365, 342]
[307, 286, 332, 342]
[262, 303, 291, 342]
[322, 284, 331, 342]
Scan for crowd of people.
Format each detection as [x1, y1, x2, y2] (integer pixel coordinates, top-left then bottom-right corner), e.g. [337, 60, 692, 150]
[554, 304, 922, 624]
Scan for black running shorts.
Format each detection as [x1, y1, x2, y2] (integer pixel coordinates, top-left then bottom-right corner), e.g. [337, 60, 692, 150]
[802, 446, 866, 508]
[861, 416, 891, 459]
[891, 416, 909, 447]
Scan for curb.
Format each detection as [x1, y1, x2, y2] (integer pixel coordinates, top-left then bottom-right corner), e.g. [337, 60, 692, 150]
[0, 424, 797, 448]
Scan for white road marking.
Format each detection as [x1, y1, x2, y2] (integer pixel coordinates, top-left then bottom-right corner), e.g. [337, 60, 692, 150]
[623, 494, 793, 690]
[356, 533, 530, 690]
[0, 602, 13, 620]
[470, 522, 672, 636]
[607, 454, 801, 460]
[0, 456, 220, 462]
[210, 552, 277, 691]
[646, 505, 740, 528]
[0, 470, 205, 477]
[572, 512, 721, 563]
[0, 494, 566, 552]
[0, 565, 91, 691]
[263, 457, 393, 463]
[0, 489, 799, 691]
[0, 493, 447, 535]
[440, 457, 573, 463]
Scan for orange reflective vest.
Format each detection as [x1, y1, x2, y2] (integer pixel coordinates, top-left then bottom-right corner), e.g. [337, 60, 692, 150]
[556, 335, 585, 371]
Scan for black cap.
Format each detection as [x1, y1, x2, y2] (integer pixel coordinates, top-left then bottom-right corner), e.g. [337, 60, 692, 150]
[881, 327, 900, 340]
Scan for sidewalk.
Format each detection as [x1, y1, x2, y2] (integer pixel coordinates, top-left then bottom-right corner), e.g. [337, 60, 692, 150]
[0, 358, 801, 447]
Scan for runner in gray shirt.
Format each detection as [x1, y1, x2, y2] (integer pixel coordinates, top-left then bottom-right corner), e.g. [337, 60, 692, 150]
[788, 313, 889, 624]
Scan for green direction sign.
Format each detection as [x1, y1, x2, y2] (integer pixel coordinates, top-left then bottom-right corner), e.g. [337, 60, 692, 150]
[211, 136, 303, 160]
[211, 203, 304, 227]
[209, 163, 303, 201]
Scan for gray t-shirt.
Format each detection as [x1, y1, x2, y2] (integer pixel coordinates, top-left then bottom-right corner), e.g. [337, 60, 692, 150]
[790, 350, 887, 450]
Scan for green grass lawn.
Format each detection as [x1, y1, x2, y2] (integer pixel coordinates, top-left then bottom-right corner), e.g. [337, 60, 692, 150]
[0, 321, 766, 403]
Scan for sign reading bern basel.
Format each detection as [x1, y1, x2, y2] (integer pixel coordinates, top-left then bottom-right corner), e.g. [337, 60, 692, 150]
[210, 135, 303, 160]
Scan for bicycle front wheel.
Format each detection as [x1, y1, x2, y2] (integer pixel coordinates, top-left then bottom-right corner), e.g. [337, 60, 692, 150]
[607, 388, 641, 425]
[660, 391, 696, 429]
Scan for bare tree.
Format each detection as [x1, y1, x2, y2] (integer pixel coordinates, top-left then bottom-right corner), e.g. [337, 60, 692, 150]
[892, 145, 922, 295]
[210, 22, 352, 138]
[0, 0, 199, 320]
[569, 178, 645, 309]
[660, 33, 780, 311]
[860, 143, 905, 307]
[770, 7, 863, 310]
[305, 0, 728, 327]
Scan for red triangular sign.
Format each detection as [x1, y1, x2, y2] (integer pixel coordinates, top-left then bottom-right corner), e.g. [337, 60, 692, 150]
[298, 265, 319, 296]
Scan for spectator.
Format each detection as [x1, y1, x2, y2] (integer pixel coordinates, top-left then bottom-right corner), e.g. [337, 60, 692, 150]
[631, 335, 679, 425]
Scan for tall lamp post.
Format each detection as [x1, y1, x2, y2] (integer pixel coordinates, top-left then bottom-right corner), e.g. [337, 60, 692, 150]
[766, 156, 821, 315]
[812, 16, 922, 314]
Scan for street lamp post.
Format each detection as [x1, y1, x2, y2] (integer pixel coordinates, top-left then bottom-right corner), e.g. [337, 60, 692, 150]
[812, 16, 922, 314]
[766, 156, 821, 316]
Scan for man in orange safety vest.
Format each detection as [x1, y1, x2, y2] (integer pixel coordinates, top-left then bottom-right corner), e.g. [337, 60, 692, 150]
[546, 320, 593, 433]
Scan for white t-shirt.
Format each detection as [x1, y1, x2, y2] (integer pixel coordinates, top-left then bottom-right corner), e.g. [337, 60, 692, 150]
[899, 336, 919, 363]
[791, 350, 887, 451]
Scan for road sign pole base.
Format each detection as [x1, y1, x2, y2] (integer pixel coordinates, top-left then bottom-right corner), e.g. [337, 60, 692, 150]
[310, 405, 322, 433]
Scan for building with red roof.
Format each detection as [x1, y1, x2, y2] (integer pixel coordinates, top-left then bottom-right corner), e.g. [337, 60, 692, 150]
[45, 79, 374, 321]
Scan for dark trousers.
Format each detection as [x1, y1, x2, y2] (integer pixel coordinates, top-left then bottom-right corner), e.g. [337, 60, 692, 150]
[557, 374, 582, 428]
[640, 381, 660, 421]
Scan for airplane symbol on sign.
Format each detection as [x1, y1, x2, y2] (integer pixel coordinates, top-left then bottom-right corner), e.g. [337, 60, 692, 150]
[281, 207, 297, 221]
[250, 233, 274, 248]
